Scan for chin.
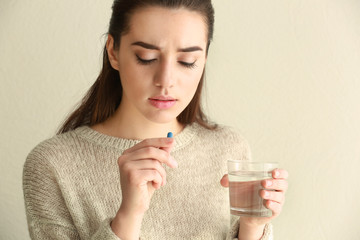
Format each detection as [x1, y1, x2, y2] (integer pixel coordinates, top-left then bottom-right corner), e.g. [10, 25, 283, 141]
[145, 111, 180, 124]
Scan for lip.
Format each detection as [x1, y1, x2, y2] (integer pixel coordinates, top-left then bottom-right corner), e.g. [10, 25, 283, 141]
[150, 95, 176, 101]
[148, 96, 177, 109]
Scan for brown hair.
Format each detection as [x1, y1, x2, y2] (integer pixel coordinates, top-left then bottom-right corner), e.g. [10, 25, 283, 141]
[58, 0, 216, 134]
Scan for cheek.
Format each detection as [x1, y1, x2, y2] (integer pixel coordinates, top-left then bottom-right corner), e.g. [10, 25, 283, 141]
[180, 70, 203, 102]
[120, 61, 149, 86]
[186, 66, 204, 89]
[118, 49, 151, 89]
[119, 69, 147, 100]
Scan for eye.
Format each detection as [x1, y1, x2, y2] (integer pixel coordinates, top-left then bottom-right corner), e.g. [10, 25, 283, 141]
[136, 55, 156, 65]
[179, 60, 197, 69]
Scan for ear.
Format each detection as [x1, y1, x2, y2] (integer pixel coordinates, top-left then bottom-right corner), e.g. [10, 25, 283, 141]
[106, 34, 120, 71]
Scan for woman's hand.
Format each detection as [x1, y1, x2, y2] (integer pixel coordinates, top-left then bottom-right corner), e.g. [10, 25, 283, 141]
[118, 137, 178, 215]
[111, 137, 178, 239]
[220, 169, 288, 238]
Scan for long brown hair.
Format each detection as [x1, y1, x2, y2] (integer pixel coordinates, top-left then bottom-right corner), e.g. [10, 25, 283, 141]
[58, 0, 216, 134]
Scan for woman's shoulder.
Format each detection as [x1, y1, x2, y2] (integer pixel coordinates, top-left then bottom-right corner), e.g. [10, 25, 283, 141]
[194, 123, 249, 144]
[25, 127, 86, 167]
[193, 123, 252, 160]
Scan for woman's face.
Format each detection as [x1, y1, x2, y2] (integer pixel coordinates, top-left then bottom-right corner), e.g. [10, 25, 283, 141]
[110, 6, 208, 124]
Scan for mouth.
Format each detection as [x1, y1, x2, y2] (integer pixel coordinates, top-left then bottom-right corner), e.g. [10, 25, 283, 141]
[149, 95, 176, 101]
[148, 96, 177, 109]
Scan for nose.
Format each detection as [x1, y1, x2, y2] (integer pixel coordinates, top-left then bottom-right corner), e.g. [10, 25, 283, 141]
[153, 59, 174, 89]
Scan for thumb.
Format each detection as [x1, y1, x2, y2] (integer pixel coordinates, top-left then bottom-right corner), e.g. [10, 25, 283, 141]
[220, 174, 229, 188]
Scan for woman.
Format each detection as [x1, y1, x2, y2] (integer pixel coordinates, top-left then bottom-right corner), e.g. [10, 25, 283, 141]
[23, 0, 288, 239]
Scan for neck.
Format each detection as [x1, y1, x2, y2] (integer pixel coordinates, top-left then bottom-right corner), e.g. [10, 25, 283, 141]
[92, 104, 183, 140]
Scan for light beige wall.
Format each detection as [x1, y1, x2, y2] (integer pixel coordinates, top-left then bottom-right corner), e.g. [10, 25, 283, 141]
[1, 0, 359, 239]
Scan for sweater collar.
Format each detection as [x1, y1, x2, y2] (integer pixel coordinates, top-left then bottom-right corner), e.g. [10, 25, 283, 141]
[74, 123, 200, 152]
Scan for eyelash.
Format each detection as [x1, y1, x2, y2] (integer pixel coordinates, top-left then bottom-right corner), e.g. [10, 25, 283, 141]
[136, 55, 155, 65]
[179, 61, 197, 69]
[136, 55, 197, 69]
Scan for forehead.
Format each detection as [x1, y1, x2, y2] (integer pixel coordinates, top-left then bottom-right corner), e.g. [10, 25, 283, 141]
[124, 6, 208, 48]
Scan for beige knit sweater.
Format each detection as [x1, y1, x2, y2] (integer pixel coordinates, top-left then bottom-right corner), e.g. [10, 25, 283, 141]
[23, 123, 273, 239]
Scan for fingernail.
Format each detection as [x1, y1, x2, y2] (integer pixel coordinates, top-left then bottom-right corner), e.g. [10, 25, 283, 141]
[264, 191, 269, 197]
[274, 170, 280, 177]
[170, 156, 178, 168]
[266, 180, 272, 187]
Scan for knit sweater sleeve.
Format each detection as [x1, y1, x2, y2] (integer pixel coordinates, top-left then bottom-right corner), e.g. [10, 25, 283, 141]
[22, 143, 121, 240]
[221, 127, 273, 240]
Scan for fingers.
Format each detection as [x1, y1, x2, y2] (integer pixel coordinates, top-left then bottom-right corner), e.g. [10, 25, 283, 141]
[220, 174, 229, 187]
[261, 168, 288, 217]
[123, 164, 164, 190]
[262, 178, 288, 192]
[123, 159, 167, 186]
[117, 137, 176, 215]
[262, 170, 288, 191]
[139, 169, 163, 190]
[265, 200, 282, 216]
[260, 189, 285, 204]
[118, 137, 177, 192]
[272, 168, 289, 179]
[124, 137, 174, 154]
[120, 145, 178, 168]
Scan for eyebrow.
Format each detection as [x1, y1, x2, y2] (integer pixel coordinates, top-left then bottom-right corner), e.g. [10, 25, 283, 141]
[131, 41, 203, 52]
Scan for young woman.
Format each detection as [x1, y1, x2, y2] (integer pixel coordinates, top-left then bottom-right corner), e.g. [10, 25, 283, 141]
[23, 1, 288, 239]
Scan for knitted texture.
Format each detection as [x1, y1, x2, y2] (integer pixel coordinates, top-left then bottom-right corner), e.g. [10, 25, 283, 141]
[23, 123, 273, 239]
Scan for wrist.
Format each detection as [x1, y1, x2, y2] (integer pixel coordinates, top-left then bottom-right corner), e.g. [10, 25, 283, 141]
[238, 218, 266, 240]
[111, 207, 144, 240]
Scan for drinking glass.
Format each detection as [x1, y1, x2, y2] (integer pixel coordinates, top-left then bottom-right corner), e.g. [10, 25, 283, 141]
[227, 160, 278, 217]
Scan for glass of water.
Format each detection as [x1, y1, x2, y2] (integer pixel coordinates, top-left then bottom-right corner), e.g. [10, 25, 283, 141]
[227, 160, 278, 217]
